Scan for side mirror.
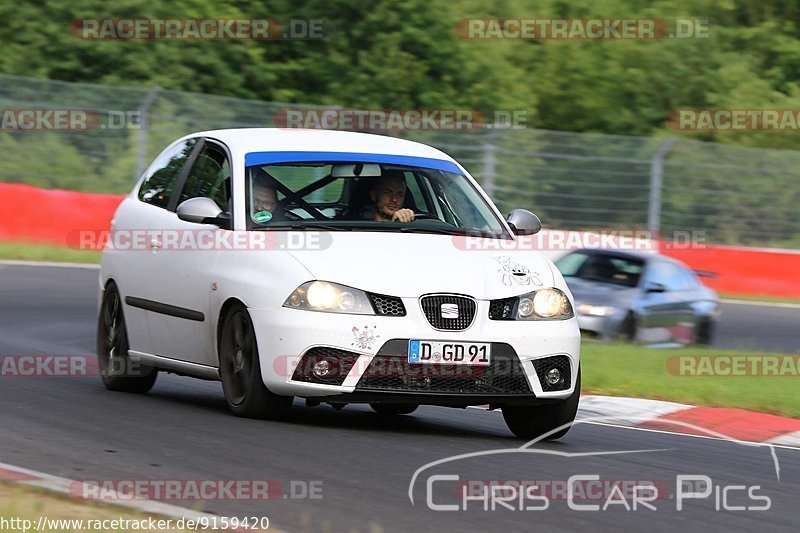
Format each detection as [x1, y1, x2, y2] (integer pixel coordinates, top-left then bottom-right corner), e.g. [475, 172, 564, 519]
[176, 197, 228, 226]
[644, 282, 667, 293]
[506, 209, 542, 235]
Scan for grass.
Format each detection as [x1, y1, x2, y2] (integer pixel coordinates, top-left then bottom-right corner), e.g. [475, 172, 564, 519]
[0, 482, 188, 532]
[581, 342, 800, 418]
[0, 241, 100, 264]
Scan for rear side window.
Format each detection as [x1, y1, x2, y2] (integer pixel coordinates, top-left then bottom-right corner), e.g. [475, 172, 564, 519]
[138, 139, 197, 209]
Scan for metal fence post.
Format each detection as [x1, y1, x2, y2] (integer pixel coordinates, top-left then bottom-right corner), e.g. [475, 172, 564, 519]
[135, 86, 162, 180]
[648, 137, 676, 237]
[481, 129, 500, 199]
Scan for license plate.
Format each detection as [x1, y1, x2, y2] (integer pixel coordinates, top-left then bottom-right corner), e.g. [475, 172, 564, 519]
[408, 340, 491, 366]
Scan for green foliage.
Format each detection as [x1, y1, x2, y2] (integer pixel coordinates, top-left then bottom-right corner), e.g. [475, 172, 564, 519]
[3, 0, 800, 140]
[2, 0, 800, 245]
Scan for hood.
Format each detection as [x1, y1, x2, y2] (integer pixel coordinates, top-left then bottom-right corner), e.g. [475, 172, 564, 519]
[280, 232, 556, 299]
[563, 276, 639, 305]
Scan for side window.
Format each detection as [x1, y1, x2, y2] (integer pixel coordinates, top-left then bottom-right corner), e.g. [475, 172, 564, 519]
[646, 261, 689, 291]
[138, 139, 197, 209]
[177, 144, 231, 210]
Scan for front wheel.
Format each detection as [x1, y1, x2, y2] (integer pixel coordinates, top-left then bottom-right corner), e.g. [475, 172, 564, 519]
[618, 312, 638, 342]
[218, 303, 292, 419]
[502, 368, 581, 440]
[693, 317, 714, 346]
[97, 282, 157, 393]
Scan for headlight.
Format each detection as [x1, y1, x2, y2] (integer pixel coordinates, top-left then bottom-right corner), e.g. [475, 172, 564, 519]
[516, 288, 573, 320]
[577, 304, 617, 317]
[283, 281, 374, 315]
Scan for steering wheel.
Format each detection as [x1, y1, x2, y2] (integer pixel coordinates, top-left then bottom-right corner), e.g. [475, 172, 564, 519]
[413, 212, 440, 221]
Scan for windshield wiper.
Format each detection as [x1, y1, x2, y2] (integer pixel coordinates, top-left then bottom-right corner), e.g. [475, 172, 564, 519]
[254, 223, 352, 231]
[290, 223, 352, 231]
[398, 226, 463, 236]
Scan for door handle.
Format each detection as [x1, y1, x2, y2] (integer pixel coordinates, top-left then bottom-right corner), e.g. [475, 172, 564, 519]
[150, 238, 162, 250]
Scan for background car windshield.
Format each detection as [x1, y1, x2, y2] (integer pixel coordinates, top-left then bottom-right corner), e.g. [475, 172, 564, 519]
[245, 162, 507, 235]
[556, 252, 644, 288]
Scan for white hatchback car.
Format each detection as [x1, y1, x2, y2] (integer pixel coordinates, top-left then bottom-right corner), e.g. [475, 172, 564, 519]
[98, 128, 581, 438]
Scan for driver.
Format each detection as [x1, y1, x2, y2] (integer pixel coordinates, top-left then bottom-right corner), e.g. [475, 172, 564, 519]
[370, 170, 415, 222]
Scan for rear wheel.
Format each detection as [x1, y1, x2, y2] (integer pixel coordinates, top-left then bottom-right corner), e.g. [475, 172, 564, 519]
[218, 303, 292, 419]
[502, 368, 581, 440]
[97, 282, 157, 393]
[370, 403, 418, 416]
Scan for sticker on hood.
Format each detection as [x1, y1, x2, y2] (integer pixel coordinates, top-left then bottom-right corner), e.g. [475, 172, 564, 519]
[351, 325, 379, 351]
[494, 255, 543, 287]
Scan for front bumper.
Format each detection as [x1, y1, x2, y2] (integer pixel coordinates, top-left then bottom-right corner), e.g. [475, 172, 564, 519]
[249, 297, 580, 402]
[250, 298, 580, 404]
[576, 311, 625, 339]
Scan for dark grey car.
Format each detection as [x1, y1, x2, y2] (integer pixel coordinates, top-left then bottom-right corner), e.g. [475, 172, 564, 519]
[555, 249, 719, 345]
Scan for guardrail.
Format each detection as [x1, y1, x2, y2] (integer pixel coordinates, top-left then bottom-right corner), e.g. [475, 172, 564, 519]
[2, 183, 797, 298]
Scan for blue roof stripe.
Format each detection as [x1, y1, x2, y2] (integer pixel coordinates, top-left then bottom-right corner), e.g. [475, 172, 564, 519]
[244, 151, 462, 174]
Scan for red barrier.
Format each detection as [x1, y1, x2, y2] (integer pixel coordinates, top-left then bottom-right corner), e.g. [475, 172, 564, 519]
[0, 183, 123, 246]
[662, 245, 800, 299]
[1, 183, 799, 298]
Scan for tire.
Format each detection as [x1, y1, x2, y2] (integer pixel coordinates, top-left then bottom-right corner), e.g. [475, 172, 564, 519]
[618, 312, 638, 342]
[97, 282, 157, 393]
[218, 303, 292, 419]
[502, 368, 581, 440]
[693, 317, 714, 346]
[370, 403, 418, 416]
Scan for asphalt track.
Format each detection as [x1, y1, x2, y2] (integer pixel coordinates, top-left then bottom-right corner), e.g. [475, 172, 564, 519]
[1, 263, 799, 532]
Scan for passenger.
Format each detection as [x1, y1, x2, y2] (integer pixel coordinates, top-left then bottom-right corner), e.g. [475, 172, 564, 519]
[251, 175, 285, 222]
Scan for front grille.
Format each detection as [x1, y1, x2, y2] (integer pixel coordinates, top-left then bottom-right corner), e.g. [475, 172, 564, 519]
[368, 293, 406, 316]
[356, 341, 531, 395]
[291, 347, 361, 386]
[531, 355, 572, 392]
[420, 294, 476, 330]
[489, 297, 517, 320]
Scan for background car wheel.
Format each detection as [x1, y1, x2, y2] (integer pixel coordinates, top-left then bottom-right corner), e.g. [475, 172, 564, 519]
[370, 403, 418, 416]
[618, 312, 638, 342]
[694, 317, 714, 346]
[502, 368, 581, 440]
[96, 282, 157, 393]
[219, 303, 292, 419]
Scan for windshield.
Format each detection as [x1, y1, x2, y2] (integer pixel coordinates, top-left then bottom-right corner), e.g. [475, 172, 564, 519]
[556, 252, 644, 288]
[244, 158, 509, 237]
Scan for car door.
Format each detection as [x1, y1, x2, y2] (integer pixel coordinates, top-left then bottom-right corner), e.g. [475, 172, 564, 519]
[638, 260, 695, 342]
[111, 137, 200, 356]
[143, 139, 233, 366]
